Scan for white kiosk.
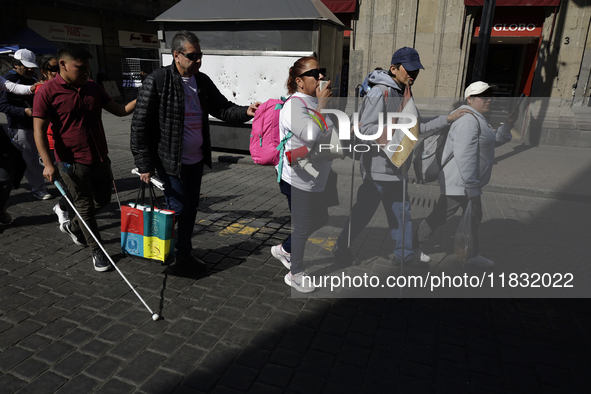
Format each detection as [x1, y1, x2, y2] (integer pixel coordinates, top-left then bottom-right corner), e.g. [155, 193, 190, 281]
[154, 0, 346, 150]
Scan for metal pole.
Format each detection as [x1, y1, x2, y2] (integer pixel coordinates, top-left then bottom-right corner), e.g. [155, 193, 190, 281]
[472, 0, 497, 82]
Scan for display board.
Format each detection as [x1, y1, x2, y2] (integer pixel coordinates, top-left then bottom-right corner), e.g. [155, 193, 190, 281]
[162, 53, 311, 106]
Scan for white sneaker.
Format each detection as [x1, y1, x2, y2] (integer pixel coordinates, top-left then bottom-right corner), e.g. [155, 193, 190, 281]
[33, 190, 53, 200]
[466, 254, 495, 267]
[284, 271, 315, 293]
[414, 249, 431, 263]
[271, 244, 291, 270]
[53, 203, 69, 226]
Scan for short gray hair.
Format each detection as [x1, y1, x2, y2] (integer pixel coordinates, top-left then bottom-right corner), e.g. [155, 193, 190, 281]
[171, 30, 200, 53]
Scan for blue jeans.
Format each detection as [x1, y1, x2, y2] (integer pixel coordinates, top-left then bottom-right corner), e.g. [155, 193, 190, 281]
[157, 161, 204, 255]
[336, 179, 414, 261]
[290, 185, 328, 274]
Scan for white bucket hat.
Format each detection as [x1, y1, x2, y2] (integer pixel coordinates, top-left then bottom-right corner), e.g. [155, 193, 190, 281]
[464, 81, 498, 99]
[14, 49, 38, 68]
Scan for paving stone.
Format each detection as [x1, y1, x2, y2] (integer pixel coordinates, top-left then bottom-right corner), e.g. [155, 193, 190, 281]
[148, 333, 186, 355]
[17, 335, 51, 352]
[217, 364, 258, 391]
[52, 351, 95, 378]
[80, 315, 114, 333]
[197, 317, 232, 336]
[256, 363, 293, 388]
[94, 378, 135, 394]
[0, 346, 32, 372]
[116, 350, 167, 384]
[84, 355, 125, 381]
[0, 320, 43, 350]
[183, 368, 220, 392]
[234, 346, 271, 370]
[34, 340, 75, 364]
[108, 332, 153, 359]
[161, 345, 207, 375]
[97, 323, 134, 343]
[54, 374, 101, 394]
[139, 368, 184, 394]
[80, 339, 113, 357]
[0, 373, 26, 393]
[288, 370, 326, 394]
[61, 328, 94, 347]
[36, 320, 76, 340]
[15, 371, 67, 394]
[200, 342, 241, 376]
[167, 319, 201, 338]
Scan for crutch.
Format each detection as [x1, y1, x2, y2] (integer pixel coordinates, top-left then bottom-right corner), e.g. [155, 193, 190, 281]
[53, 179, 161, 321]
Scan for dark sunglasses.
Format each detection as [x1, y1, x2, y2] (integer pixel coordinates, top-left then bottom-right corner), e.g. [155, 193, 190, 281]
[179, 52, 203, 61]
[46, 65, 59, 73]
[297, 68, 327, 80]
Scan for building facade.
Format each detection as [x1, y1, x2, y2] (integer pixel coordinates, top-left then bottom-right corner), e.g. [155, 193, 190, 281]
[349, 0, 591, 147]
[0, 0, 176, 95]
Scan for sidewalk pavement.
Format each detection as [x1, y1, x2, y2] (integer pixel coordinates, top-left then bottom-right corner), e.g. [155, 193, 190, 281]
[1, 112, 590, 393]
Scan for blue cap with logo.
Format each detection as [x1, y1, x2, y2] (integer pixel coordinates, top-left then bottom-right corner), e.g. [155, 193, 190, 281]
[391, 47, 424, 71]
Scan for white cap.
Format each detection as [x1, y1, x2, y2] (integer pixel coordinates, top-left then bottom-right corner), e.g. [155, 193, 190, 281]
[464, 81, 498, 99]
[14, 49, 38, 68]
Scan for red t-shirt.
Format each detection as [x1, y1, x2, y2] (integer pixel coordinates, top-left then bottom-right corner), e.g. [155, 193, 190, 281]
[33, 73, 112, 165]
[34, 82, 54, 150]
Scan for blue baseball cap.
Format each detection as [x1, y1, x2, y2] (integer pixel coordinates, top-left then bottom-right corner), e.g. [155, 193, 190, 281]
[391, 47, 424, 71]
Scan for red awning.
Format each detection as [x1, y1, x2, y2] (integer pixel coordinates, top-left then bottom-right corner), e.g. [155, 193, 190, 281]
[465, 0, 560, 5]
[321, 0, 356, 14]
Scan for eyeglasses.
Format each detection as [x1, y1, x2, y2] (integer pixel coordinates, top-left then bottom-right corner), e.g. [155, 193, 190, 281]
[179, 52, 203, 61]
[297, 68, 327, 80]
[46, 65, 59, 73]
[475, 95, 495, 102]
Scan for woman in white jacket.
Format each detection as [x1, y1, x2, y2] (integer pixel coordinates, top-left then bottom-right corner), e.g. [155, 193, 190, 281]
[270, 56, 333, 293]
[412, 82, 517, 267]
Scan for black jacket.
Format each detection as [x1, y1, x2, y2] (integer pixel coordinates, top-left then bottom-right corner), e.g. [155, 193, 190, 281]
[130, 63, 251, 177]
[0, 71, 36, 130]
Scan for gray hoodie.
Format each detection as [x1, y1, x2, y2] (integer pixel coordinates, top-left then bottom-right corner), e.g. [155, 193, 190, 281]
[358, 70, 449, 181]
[439, 105, 513, 197]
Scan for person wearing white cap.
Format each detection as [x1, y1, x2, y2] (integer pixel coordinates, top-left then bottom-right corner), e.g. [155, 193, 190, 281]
[0, 69, 42, 225]
[412, 81, 518, 267]
[0, 48, 52, 201]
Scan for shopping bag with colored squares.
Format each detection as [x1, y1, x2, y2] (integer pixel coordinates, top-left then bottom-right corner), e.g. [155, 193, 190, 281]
[121, 182, 175, 262]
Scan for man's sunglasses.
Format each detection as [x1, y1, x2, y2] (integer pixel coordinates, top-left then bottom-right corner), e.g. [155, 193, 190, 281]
[297, 68, 327, 80]
[46, 65, 59, 73]
[179, 52, 203, 61]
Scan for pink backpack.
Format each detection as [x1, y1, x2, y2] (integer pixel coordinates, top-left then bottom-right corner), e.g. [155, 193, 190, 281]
[249, 96, 295, 166]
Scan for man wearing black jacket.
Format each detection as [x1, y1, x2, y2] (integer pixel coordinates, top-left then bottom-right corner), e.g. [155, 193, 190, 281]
[131, 30, 260, 270]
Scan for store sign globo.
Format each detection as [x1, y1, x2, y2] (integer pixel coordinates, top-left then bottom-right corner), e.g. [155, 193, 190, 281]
[493, 23, 536, 32]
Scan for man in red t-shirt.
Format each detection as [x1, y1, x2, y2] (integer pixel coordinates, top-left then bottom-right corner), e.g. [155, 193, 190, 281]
[33, 44, 136, 272]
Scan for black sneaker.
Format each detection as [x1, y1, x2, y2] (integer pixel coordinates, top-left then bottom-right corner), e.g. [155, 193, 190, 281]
[63, 221, 87, 246]
[0, 210, 12, 225]
[175, 252, 207, 271]
[92, 249, 111, 272]
[392, 255, 429, 269]
[332, 245, 357, 266]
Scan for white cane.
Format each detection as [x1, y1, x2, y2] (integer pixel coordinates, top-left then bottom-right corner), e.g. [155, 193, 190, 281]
[53, 179, 160, 321]
[400, 162, 406, 298]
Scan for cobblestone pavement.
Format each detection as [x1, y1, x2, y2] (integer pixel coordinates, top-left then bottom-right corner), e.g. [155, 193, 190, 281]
[0, 114, 590, 393]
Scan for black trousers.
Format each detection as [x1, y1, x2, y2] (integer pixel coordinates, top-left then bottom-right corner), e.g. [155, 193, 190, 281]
[413, 194, 482, 256]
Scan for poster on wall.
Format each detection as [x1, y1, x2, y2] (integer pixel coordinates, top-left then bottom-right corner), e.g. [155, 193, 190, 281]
[27, 19, 102, 45]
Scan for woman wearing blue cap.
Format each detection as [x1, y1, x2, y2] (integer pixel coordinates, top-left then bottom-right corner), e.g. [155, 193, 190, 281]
[333, 47, 470, 267]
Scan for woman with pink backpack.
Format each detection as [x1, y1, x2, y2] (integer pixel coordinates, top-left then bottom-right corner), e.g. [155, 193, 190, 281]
[269, 56, 333, 293]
